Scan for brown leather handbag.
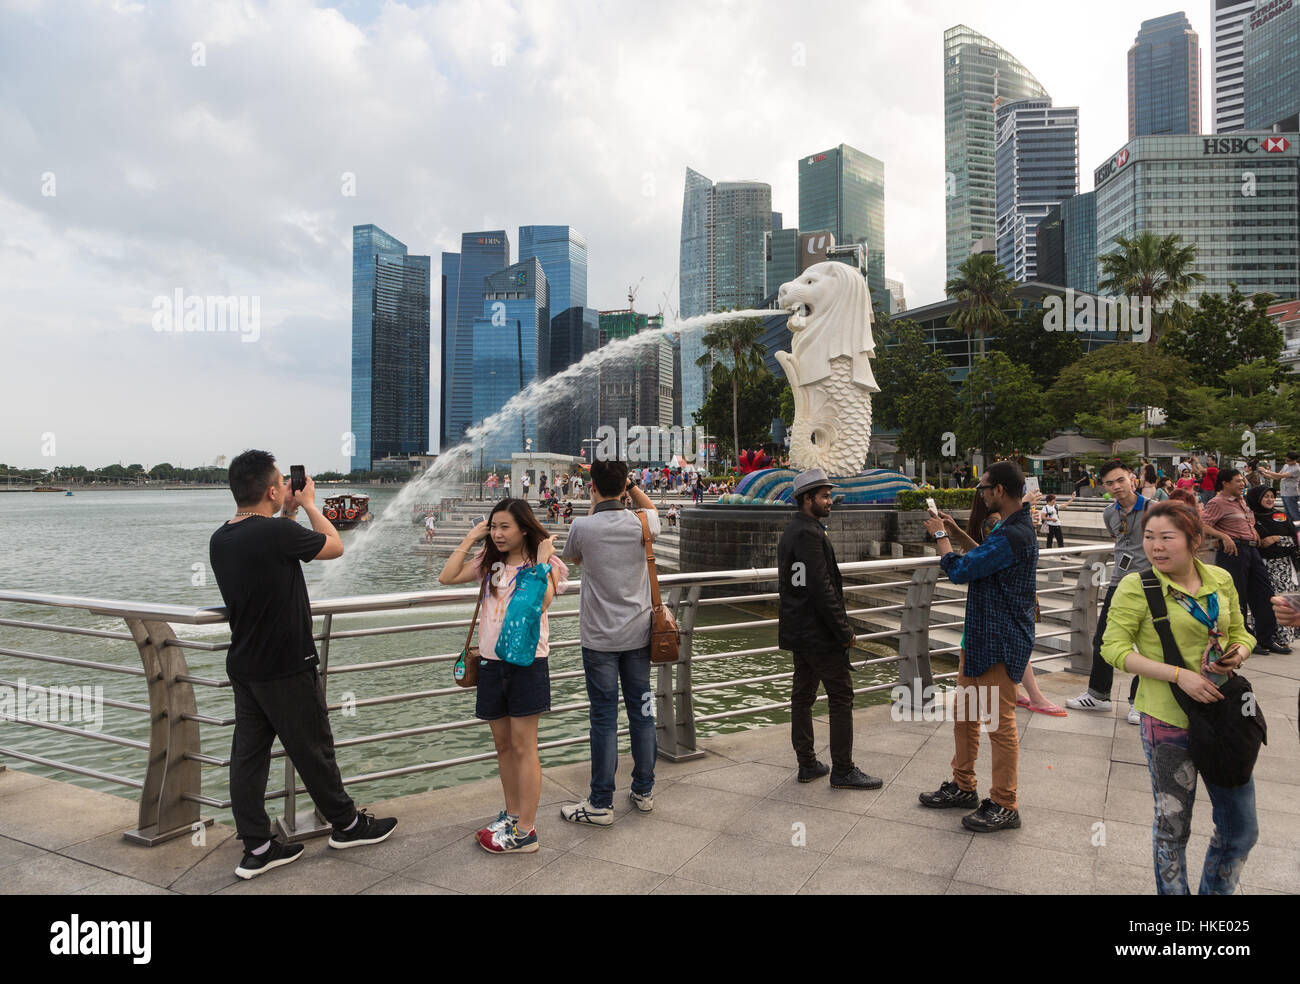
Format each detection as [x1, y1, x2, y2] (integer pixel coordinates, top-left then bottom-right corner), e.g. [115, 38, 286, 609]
[636, 510, 680, 663]
[452, 576, 489, 688]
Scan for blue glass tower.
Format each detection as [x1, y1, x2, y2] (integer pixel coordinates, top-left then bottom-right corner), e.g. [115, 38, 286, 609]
[1061, 191, 1097, 294]
[439, 252, 460, 451]
[518, 225, 587, 324]
[545, 305, 600, 454]
[444, 231, 510, 450]
[351, 224, 430, 473]
[472, 259, 549, 466]
[1128, 13, 1201, 138]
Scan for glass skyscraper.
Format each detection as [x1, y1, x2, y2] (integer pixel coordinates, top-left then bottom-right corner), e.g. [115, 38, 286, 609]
[1213, 0, 1257, 133]
[1061, 191, 1098, 294]
[1244, 1, 1300, 132]
[797, 144, 886, 299]
[442, 231, 509, 450]
[439, 252, 460, 451]
[1094, 135, 1299, 299]
[678, 167, 771, 429]
[472, 259, 548, 466]
[994, 97, 1079, 283]
[1035, 205, 1066, 286]
[1128, 13, 1201, 138]
[765, 227, 800, 298]
[351, 224, 429, 473]
[518, 225, 587, 320]
[545, 305, 599, 454]
[944, 25, 1049, 285]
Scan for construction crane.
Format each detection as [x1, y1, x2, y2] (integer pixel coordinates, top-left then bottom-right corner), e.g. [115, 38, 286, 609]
[628, 276, 644, 310]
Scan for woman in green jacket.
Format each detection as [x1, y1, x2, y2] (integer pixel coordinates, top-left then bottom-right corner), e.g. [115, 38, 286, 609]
[1100, 500, 1258, 895]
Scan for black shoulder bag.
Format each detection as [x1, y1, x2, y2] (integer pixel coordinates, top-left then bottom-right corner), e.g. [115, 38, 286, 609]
[1138, 570, 1267, 787]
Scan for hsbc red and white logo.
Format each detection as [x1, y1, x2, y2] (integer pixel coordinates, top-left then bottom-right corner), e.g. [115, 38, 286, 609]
[1094, 148, 1133, 186]
[1115, 149, 1129, 166]
[1263, 137, 1290, 153]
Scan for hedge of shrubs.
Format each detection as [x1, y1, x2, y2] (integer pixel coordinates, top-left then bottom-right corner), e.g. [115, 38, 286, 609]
[895, 488, 977, 511]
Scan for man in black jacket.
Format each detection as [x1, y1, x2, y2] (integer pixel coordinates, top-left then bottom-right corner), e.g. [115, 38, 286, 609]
[778, 469, 883, 790]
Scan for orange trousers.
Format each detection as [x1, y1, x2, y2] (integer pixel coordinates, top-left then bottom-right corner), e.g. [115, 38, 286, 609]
[951, 654, 1019, 811]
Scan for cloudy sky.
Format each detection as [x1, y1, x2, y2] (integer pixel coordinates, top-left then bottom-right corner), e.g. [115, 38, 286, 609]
[1, 0, 1218, 471]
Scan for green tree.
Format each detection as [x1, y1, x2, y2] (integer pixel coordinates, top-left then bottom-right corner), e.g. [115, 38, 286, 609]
[1158, 285, 1284, 387]
[988, 298, 1083, 389]
[777, 382, 794, 429]
[694, 367, 783, 458]
[1046, 343, 1192, 429]
[945, 252, 1015, 359]
[1073, 371, 1144, 456]
[872, 322, 958, 468]
[695, 315, 768, 465]
[1097, 231, 1205, 347]
[955, 352, 1051, 459]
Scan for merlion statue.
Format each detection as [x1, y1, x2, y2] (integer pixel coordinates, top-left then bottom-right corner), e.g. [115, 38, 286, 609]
[775, 261, 879, 476]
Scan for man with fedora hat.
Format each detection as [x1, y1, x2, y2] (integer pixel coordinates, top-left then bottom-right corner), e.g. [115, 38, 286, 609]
[778, 469, 883, 790]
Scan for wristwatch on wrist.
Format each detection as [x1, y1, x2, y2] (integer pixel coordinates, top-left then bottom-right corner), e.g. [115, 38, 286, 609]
[934, 530, 948, 540]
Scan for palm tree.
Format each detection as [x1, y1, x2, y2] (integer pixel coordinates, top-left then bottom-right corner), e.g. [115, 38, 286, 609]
[696, 315, 768, 466]
[945, 253, 1015, 360]
[1097, 231, 1205, 347]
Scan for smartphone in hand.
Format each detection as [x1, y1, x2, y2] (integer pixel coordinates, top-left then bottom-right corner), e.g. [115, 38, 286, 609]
[290, 465, 306, 492]
[925, 497, 938, 517]
[1281, 593, 1300, 614]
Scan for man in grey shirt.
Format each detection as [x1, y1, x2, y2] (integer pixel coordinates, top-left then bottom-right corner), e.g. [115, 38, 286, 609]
[1261, 451, 1300, 526]
[559, 458, 660, 825]
[1066, 459, 1150, 721]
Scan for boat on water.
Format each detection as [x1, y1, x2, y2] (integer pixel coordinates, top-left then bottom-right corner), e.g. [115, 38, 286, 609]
[323, 493, 372, 530]
[33, 486, 67, 492]
[65, 490, 73, 496]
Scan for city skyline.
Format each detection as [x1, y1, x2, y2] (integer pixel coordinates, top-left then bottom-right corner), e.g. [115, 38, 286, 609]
[0, 0, 1259, 469]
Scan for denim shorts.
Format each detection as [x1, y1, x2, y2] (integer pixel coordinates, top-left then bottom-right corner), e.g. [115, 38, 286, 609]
[475, 658, 551, 720]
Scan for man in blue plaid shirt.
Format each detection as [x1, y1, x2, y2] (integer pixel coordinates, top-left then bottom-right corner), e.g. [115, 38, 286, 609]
[920, 460, 1038, 832]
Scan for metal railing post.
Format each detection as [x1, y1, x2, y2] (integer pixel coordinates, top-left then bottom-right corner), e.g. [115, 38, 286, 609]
[1069, 557, 1103, 674]
[896, 567, 940, 710]
[122, 618, 213, 846]
[277, 613, 334, 842]
[657, 584, 704, 761]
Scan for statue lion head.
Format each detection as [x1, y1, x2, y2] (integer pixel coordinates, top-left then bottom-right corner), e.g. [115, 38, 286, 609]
[776, 261, 877, 390]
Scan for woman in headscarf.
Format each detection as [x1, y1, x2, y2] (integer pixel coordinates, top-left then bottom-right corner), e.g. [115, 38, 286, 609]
[1247, 483, 1299, 646]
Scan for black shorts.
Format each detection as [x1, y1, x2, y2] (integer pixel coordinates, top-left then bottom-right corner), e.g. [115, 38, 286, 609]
[475, 658, 551, 720]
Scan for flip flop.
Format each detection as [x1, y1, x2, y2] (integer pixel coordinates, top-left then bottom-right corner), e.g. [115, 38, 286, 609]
[1028, 702, 1068, 717]
[1016, 696, 1030, 708]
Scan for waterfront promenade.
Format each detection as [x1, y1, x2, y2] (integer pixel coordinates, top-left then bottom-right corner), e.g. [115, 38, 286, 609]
[4, 662, 1296, 895]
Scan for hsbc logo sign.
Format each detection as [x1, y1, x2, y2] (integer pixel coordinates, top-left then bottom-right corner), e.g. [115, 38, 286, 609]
[1094, 148, 1132, 187]
[1203, 136, 1292, 154]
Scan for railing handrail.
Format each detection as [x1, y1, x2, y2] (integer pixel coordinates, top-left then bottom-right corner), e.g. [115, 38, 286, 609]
[0, 543, 1111, 845]
[0, 545, 1113, 623]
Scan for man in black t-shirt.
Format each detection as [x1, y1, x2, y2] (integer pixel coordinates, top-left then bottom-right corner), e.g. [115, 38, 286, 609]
[209, 450, 397, 880]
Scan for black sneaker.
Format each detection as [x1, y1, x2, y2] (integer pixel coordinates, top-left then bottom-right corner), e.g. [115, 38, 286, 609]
[234, 840, 304, 880]
[797, 760, 831, 783]
[830, 767, 883, 790]
[918, 780, 979, 809]
[1267, 640, 1292, 654]
[961, 798, 1021, 832]
[1253, 645, 1270, 655]
[328, 808, 398, 849]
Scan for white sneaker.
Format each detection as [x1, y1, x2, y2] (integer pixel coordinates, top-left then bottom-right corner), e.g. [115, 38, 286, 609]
[560, 799, 614, 826]
[629, 790, 654, 813]
[1065, 692, 1113, 712]
[1127, 706, 1141, 725]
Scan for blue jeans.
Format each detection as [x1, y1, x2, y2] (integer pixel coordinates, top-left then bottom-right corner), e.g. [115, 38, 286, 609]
[1139, 714, 1258, 895]
[1281, 495, 1300, 526]
[582, 646, 656, 808]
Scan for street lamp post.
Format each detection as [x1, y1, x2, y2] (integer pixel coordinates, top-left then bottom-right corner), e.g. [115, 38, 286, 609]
[978, 389, 993, 475]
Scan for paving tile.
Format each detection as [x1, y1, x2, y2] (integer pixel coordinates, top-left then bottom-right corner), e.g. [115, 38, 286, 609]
[993, 804, 1105, 859]
[340, 822, 481, 873]
[946, 879, 1016, 895]
[72, 873, 177, 895]
[866, 784, 975, 833]
[0, 767, 47, 793]
[731, 798, 860, 854]
[400, 838, 559, 894]
[832, 816, 972, 878]
[678, 761, 793, 796]
[799, 855, 951, 895]
[1238, 844, 1300, 894]
[650, 876, 739, 895]
[0, 834, 46, 869]
[1253, 779, 1300, 815]
[1018, 774, 1108, 816]
[1249, 754, 1300, 787]
[676, 834, 825, 894]
[1092, 860, 1157, 895]
[61, 823, 238, 889]
[766, 773, 884, 815]
[4, 854, 115, 894]
[1018, 728, 1112, 758]
[214, 853, 390, 895]
[1023, 711, 1121, 737]
[955, 839, 1095, 894]
[361, 874, 459, 894]
[514, 854, 668, 894]
[625, 782, 756, 831]
[570, 814, 717, 874]
[0, 780, 137, 850]
[1019, 748, 1111, 784]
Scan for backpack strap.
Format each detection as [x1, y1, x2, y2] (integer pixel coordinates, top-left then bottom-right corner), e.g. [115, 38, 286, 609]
[462, 573, 488, 653]
[635, 510, 663, 612]
[1138, 569, 1194, 716]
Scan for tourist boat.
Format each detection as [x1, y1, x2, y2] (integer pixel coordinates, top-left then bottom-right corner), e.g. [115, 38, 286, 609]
[33, 486, 67, 492]
[323, 493, 371, 530]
